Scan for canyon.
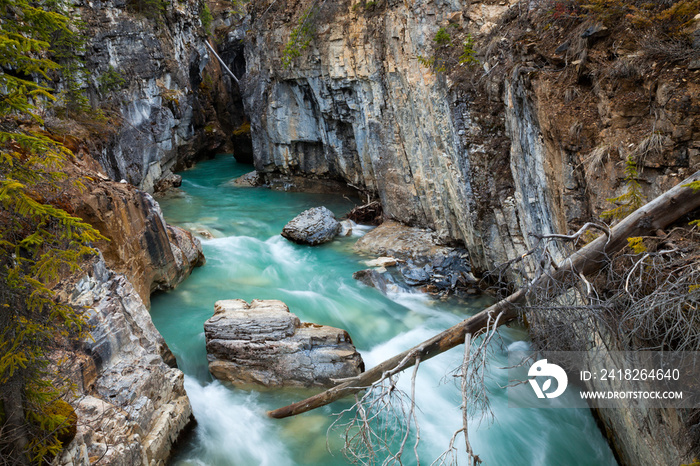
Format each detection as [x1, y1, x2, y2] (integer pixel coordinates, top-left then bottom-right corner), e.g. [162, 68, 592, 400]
[11, 0, 698, 464]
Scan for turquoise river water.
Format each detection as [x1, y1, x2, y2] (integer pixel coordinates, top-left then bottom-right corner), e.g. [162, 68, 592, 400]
[150, 155, 617, 466]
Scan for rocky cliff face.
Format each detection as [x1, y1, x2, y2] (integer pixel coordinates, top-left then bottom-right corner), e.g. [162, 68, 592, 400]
[56, 258, 193, 466]
[243, 0, 532, 274]
[241, 1, 700, 464]
[21, 2, 235, 464]
[51, 122, 205, 464]
[69, 0, 248, 192]
[62, 154, 205, 307]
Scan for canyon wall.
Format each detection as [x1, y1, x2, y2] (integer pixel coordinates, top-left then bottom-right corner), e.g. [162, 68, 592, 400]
[52, 154, 204, 465]
[56, 257, 193, 466]
[68, 0, 247, 192]
[39, 2, 220, 455]
[241, 1, 700, 464]
[242, 0, 698, 274]
[242, 0, 559, 274]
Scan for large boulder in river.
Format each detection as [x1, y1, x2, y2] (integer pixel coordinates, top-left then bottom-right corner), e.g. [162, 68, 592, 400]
[204, 300, 364, 388]
[281, 206, 341, 245]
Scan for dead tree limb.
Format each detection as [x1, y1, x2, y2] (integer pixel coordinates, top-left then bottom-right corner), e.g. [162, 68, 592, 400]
[204, 41, 240, 86]
[268, 170, 700, 419]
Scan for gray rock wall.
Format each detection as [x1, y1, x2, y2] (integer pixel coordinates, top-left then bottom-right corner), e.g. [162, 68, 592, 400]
[243, 0, 539, 275]
[70, 0, 244, 192]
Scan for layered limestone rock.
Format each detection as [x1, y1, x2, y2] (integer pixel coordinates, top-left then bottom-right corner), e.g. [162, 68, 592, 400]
[46, 156, 203, 465]
[204, 300, 364, 388]
[67, 158, 205, 306]
[56, 258, 193, 466]
[242, 0, 698, 274]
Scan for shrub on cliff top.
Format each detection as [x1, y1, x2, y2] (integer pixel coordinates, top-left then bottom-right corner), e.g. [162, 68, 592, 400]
[458, 34, 480, 67]
[542, 0, 699, 37]
[558, 0, 700, 35]
[282, 5, 318, 69]
[201, 3, 213, 34]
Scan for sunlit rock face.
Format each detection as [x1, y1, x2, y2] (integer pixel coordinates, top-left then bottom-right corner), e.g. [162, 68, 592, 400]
[205, 299, 364, 388]
[68, 166, 205, 306]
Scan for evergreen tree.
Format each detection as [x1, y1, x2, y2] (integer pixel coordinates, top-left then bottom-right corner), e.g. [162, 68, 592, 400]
[0, 1, 106, 463]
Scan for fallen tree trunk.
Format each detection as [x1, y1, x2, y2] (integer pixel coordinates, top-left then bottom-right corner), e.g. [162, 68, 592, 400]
[268, 171, 700, 419]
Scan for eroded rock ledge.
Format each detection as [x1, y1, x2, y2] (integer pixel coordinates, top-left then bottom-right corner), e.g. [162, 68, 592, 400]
[354, 221, 477, 295]
[204, 300, 364, 388]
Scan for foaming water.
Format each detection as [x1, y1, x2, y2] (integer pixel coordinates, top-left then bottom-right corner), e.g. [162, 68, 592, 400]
[150, 156, 617, 465]
[178, 378, 293, 466]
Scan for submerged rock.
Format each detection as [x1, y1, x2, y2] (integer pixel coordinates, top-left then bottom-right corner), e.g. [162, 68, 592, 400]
[281, 206, 341, 246]
[352, 269, 405, 295]
[154, 171, 182, 193]
[204, 300, 364, 388]
[339, 219, 356, 237]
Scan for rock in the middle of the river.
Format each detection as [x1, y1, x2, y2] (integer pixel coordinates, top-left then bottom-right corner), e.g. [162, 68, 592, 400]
[204, 299, 364, 388]
[281, 206, 341, 245]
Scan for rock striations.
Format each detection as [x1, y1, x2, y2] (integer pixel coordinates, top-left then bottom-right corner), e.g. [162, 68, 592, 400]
[50, 157, 204, 465]
[204, 300, 364, 388]
[71, 0, 247, 193]
[70, 169, 205, 307]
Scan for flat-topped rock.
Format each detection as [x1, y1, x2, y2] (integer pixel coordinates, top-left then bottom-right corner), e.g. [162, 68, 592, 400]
[230, 171, 262, 187]
[354, 220, 453, 261]
[281, 206, 341, 245]
[204, 299, 364, 388]
[354, 220, 476, 295]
